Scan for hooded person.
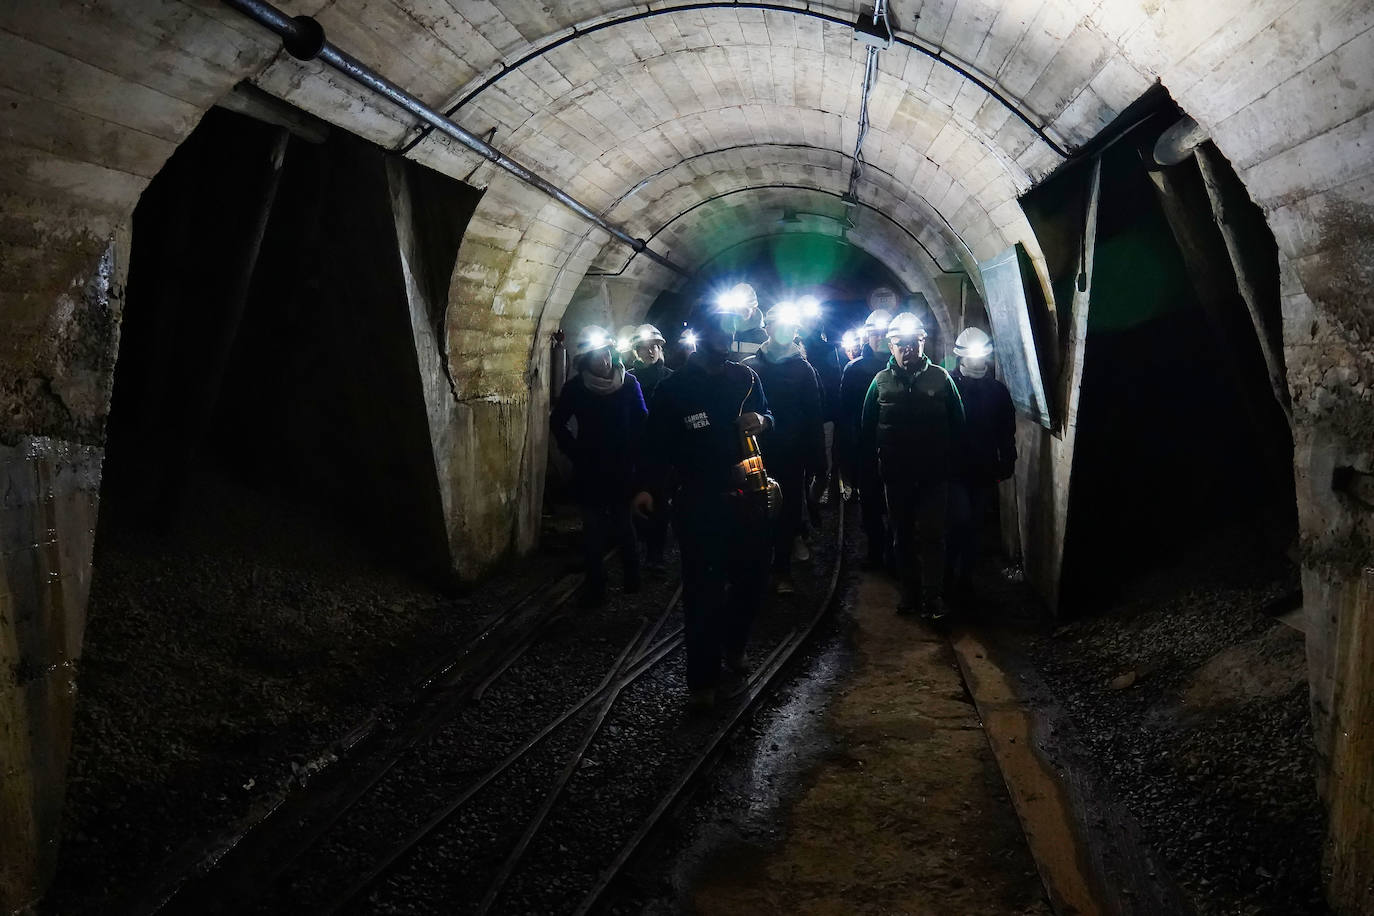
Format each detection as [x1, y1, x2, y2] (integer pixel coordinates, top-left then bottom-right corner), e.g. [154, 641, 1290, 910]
[628, 323, 674, 571]
[550, 325, 648, 606]
[720, 282, 766, 360]
[743, 302, 827, 595]
[947, 327, 1017, 604]
[861, 312, 965, 619]
[633, 296, 775, 711]
[837, 308, 893, 567]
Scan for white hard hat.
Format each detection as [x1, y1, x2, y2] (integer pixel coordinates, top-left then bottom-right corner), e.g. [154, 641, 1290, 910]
[631, 323, 665, 347]
[716, 282, 759, 314]
[886, 311, 927, 340]
[953, 327, 993, 359]
[764, 301, 802, 327]
[863, 309, 893, 335]
[574, 325, 614, 357]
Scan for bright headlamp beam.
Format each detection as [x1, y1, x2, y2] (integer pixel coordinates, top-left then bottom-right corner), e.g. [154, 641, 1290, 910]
[716, 289, 747, 313]
[890, 318, 924, 338]
[799, 296, 821, 318]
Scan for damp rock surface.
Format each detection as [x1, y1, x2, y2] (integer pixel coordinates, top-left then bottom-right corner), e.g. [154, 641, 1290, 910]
[1010, 528, 1325, 915]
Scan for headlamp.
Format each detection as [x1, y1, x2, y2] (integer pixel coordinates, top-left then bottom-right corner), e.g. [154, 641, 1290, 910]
[617, 336, 631, 352]
[841, 330, 859, 350]
[682, 331, 698, 347]
[772, 302, 800, 327]
[716, 289, 748, 313]
[889, 317, 925, 340]
[961, 342, 992, 359]
[799, 296, 821, 319]
[585, 331, 609, 350]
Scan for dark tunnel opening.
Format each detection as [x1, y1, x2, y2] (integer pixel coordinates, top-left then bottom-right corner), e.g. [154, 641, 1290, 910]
[52, 107, 492, 910]
[1029, 108, 1299, 613]
[100, 106, 479, 580]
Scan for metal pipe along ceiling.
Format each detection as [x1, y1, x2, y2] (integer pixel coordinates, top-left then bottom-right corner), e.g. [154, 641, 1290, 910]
[221, 0, 690, 277]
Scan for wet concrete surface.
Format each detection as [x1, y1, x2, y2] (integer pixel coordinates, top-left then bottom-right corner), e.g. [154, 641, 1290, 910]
[617, 556, 1049, 915]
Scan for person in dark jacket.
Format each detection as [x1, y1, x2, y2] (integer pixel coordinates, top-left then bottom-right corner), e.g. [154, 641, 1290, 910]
[861, 312, 965, 619]
[629, 323, 674, 572]
[744, 303, 826, 595]
[634, 302, 774, 710]
[551, 325, 648, 607]
[799, 298, 842, 519]
[947, 327, 1017, 604]
[718, 282, 766, 360]
[838, 309, 893, 568]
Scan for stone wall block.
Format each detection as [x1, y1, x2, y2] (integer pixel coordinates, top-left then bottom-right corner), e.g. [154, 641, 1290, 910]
[0, 437, 102, 912]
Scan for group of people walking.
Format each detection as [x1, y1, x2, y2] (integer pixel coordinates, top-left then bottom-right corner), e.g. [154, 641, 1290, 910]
[550, 283, 1016, 708]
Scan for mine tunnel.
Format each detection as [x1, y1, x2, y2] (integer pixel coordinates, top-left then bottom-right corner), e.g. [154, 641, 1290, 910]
[0, 1, 1370, 914]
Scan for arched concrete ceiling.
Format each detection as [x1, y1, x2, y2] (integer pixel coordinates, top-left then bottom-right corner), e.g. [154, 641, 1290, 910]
[227, 1, 1162, 389]
[587, 184, 959, 337]
[6, 0, 1367, 417]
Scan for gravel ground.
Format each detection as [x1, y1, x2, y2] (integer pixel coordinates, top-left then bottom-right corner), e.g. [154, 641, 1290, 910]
[1002, 527, 1326, 915]
[293, 505, 845, 916]
[45, 471, 582, 915]
[51, 463, 846, 916]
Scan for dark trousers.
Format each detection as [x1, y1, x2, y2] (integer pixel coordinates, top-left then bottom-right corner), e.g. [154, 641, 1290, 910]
[947, 480, 994, 583]
[581, 495, 640, 591]
[859, 469, 888, 562]
[633, 489, 670, 563]
[678, 494, 771, 690]
[771, 456, 806, 575]
[884, 475, 948, 609]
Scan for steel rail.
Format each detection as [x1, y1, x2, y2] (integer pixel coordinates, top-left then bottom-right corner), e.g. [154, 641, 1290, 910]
[476, 613, 663, 914]
[220, 0, 688, 277]
[324, 590, 688, 912]
[144, 560, 596, 915]
[573, 497, 848, 914]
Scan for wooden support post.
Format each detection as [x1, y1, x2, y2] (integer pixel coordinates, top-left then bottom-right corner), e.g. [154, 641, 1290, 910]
[1326, 567, 1374, 915]
[1194, 143, 1294, 429]
[1146, 164, 1292, 498]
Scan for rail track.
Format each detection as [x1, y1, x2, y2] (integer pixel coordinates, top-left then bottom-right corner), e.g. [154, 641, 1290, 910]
[149, 501, 846, 915]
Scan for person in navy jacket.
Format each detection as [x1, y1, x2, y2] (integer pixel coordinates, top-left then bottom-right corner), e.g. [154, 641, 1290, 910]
[551, 325, 648, 607]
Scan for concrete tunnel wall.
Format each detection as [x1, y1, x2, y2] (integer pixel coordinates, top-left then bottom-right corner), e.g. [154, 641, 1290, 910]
[1, 1, 1373, 911]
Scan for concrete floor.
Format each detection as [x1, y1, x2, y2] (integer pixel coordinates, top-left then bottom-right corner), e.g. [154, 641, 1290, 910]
[686, 571, 1048, 915]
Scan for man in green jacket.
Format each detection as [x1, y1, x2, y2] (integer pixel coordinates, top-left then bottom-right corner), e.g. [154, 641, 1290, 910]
[861, 312, 965, 619]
